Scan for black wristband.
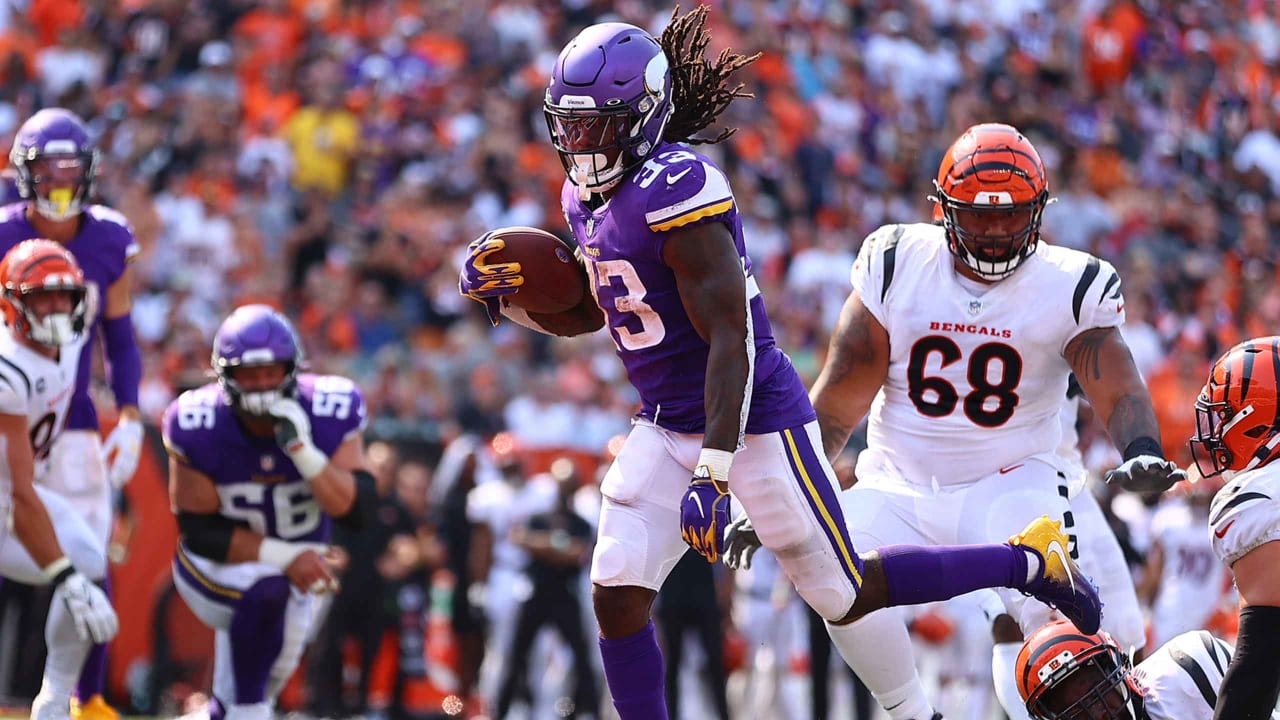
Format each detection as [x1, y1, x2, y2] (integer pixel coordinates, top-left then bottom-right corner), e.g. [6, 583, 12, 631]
[49, 564, 75, 587]
[1122, 436, 1164, 461]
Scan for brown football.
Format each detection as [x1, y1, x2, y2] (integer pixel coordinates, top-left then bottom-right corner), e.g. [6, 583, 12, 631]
[486, 226, 585, 314]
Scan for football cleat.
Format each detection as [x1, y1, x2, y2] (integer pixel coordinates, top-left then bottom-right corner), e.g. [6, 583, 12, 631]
[70, 695, 119, 720]
[1009, 515, 1102, 634]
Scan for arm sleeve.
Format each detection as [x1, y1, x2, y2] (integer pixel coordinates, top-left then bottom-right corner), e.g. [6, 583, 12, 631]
[102, 314, 142, 408]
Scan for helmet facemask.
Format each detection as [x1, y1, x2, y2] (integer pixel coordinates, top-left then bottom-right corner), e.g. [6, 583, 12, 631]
[1027, 645, 1138, 720]
[16, 151, 98, 222]
[935, 181, 1049, 280]
[215, 353, 300, 417]
[7, 286, 87, 346]
[1190, 388, 1280, 479]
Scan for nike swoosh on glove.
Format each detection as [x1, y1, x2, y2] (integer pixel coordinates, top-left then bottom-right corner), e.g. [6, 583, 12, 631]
[101, 416, 145, 489]
[458, 234, 523, 326]
[722, 513, 762, 570]
[54, 572, 119, 643]
[1105, 455, 1187, 493]
[680, 471, 732, 563]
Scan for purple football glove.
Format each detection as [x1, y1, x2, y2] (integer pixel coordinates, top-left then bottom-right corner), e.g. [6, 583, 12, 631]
[458, 234, 523, 326]
[680, 468, 732, 563]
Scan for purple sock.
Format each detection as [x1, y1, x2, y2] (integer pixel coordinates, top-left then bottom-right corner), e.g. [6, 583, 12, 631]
[598, 621, 668, 720]
[76, 576, 110, 701]
[878, 543, 1029, 606]
[229, 576, 289, 704]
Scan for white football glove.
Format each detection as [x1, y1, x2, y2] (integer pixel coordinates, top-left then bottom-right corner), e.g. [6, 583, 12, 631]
[100, 416, 145, 489]
[723, 514, 762, 570]
[1104, 455, 1187, 494]
[53, 571, 119, 644]
[266, 397, 327, 478]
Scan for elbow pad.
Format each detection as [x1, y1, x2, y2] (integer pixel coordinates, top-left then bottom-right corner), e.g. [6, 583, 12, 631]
[334, 469, 378, 531]
[177, 511, 238, 562]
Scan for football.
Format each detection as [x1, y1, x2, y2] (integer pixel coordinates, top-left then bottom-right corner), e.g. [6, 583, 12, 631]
[487, 226, 586, 314]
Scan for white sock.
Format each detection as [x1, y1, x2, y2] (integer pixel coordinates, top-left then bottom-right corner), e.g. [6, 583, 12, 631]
[41, 589, 92, 702]
[225, 703, 272, 720]
[826, 609, 935, 720]
[992, 641, 1034, 720]
[1022, 548, 1043, 585]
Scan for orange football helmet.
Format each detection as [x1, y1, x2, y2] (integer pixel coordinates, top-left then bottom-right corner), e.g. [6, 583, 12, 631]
[1190, 337, 1280, 478]
[0, 238, 87, 346]
[1016, 620, 1142, 720]
[933, 123, 1051, 280]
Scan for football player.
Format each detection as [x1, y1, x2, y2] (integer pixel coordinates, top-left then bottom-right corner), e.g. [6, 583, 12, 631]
[0, 108, 144, 720]
[1015, 620, 1271, 720]
[461, 11, 1101, 720]
[1189, 338, 1280, 719]
[0, 240, 118, 720]
[163, 305, 374, 720]
[800, 123, 1185, 719]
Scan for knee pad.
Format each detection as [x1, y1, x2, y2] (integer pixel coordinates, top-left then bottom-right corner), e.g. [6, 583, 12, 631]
[773, 542, 858, 621]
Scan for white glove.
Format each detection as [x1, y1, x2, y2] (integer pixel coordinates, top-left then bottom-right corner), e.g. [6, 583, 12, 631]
[100, 416, 145, 489]
[723, 514, 762, 570]
[52, 569, 119, 643]
[266, 397, 327, 478]
[1104, 455, 1187, 494]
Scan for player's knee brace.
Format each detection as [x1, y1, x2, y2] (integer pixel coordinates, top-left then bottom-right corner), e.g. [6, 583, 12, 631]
[775, 543, 859, 621]
[1216, 605, 1280, 718]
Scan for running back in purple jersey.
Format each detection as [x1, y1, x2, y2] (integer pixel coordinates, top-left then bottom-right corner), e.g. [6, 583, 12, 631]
[0, 201, 139, 431]
[161, 373, 367, 543]
[562, 141, 814, 435]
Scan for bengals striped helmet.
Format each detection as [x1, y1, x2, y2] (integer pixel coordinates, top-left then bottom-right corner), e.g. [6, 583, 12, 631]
[1016, 620, 1141, 720]
[932, 123, 1051, 280]
[1190, 337, 1280, 478]
[0, 238, 87, 346]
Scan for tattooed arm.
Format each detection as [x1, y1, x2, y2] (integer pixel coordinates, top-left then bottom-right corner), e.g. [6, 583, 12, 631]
[1064, 327, 1161, 454]
[810, 291, 891, 470]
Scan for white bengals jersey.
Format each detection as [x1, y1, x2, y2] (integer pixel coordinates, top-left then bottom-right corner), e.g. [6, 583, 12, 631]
[0, 326, 83, 509]
[1133, 630, 1274, 719]
[1149, 500, 1226, 647]
[852, 223, 1124, 486]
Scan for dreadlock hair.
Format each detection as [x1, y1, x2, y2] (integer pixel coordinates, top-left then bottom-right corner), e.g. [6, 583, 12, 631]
[659, 4, 761, 145]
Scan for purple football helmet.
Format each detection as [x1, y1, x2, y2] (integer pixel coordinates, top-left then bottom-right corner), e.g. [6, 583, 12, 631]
[211, 304, 306, 415]
[544, 23, 673, 195]
[9, 108, 99, 222]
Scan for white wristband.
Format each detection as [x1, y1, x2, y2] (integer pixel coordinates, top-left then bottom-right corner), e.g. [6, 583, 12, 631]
[289, 443, 329, 479]
[41, 556, 73, 584]
[696, 448, 735, 487]
[258, 538, 327, 571]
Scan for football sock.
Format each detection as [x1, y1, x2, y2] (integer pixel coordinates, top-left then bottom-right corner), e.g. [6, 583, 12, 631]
[40, 589, 93, 709]
[825, 609, 934, 720]
[992, 641, 1034, 720]
[877, 543, 1034, 606]
[76, 576, 110, 701]
[229, 576, 289, 704]
[1214, 605, 1280, 719]
[598, 620, 668, 720]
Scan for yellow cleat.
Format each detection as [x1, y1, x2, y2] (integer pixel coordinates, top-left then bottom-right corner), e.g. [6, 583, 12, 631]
[1009, 515, 1102, 634]
[70, 695, 120, 720]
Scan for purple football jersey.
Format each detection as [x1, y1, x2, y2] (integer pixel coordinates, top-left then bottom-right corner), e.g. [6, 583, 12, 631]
[162, 373, 368, 543]
[0, 202, 140, 431]
[562, 142, 814, 435]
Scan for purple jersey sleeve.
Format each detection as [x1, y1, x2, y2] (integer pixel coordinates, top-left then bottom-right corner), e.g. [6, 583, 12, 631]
[161, 384, 224, 475]
[641, 150, 735, 257]
[295, 373, 368, 455]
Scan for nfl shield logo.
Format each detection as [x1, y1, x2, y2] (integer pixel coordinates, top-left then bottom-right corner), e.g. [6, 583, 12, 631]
[586, 216, 596, 237]
[967, 300, 982, 317]
[261, 454, 275, 471]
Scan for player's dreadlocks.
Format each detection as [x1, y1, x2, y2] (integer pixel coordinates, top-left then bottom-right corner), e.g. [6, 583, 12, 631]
[659, 4, 761, 145]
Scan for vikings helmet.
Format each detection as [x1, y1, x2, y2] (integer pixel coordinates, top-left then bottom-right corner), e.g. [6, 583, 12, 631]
[544, 22, 674, 195]
[0, 239, 87, 346]
[10, 108, 100, 222]
[211, 304, 306, 415]
[1016, 620, 1142, 720]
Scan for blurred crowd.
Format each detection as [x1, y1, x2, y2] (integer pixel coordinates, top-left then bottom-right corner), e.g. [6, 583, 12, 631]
[2, 0, 1277, 716]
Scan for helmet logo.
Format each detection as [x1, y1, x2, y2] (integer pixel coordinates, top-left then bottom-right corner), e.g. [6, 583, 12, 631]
[559, 94, 595, 108]
[975, 191, 1014, 204]
[644, 51, 669, 98]
[42, 139, 78, 154]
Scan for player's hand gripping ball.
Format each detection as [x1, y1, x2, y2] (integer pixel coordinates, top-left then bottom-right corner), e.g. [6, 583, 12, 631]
[458, 227, 585, 326]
